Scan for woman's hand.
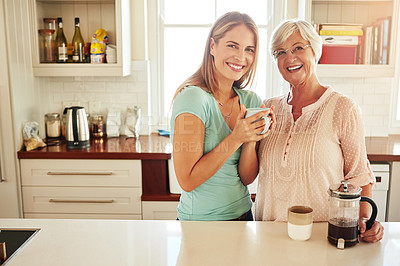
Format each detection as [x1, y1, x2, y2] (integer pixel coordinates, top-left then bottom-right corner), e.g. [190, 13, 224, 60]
[359, 219, 384, 243]
[231, 104, 275, 143]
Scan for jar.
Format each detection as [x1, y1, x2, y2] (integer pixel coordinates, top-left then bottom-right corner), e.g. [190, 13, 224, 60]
[90, 115, 106, 138]
[45, 113, 61, 139]
[39, 29, 56, 63]
[43, 18, 56, 38]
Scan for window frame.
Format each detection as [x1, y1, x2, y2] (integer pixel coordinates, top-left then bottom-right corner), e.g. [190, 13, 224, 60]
[147, 0, 288, 131]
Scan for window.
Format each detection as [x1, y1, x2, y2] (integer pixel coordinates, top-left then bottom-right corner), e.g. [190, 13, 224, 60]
[148, 0, 285, 129]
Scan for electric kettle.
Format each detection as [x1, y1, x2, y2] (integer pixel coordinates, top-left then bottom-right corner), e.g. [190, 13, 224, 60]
[65, 106, 90, 149]
[327, 180, 377, 249]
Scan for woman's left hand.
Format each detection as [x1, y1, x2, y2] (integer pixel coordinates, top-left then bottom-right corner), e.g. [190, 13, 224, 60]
[359, 219, 384, 243]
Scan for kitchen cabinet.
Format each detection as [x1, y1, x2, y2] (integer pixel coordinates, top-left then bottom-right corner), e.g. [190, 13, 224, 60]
[142, 201, 178, 220]
[28, 0, 131, 77]
[20, 159, 142, 219]
[304, 0, 399, 77]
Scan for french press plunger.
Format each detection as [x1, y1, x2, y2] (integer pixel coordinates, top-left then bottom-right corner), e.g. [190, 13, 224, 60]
[327, 180, 377, 249]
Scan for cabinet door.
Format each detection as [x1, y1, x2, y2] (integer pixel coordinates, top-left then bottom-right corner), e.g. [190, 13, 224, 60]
[305, 0, 399, 77]
[29, 0, 131, 76]
[20, 159, 141, 187]
[142, 201, 179, 220]
[23, 187, 142, 214]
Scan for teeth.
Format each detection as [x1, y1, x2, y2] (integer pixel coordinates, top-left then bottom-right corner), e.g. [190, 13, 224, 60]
[288, 65, 302, 71]
[228, 63, 244, 70]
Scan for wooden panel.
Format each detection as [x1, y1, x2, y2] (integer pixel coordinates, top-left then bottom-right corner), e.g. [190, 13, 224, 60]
[20, 159, 141, 187]
[327, 3, 342, 22]
[141, 160, 169, 195]
[341, 4, 356, 23]
[22, 186, 142, 214]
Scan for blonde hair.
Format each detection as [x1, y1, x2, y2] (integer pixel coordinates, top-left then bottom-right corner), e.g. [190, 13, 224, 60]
[269, 19, 322, 61]
[172, 11, 259, 102]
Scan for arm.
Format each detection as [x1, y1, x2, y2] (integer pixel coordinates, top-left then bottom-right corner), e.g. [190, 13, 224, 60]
[238, 106, 275, 185]
[173, 105, 271, 192]
[173, 113, 243, 192]
[338, 100, 383, 242]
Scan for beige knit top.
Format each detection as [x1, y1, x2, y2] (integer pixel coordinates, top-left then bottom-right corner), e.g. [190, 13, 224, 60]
[255, 87, 375, 222]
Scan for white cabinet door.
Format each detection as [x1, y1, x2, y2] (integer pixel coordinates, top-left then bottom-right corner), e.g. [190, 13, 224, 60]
[20, 159, 141, 187]
[142, 202, 179, 220]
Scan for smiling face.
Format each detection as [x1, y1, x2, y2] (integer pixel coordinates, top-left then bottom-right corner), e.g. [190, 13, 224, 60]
[274, 31, 317, 86]
[210, 24, 256, 87]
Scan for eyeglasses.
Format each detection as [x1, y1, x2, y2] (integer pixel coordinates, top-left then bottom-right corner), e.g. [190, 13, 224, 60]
[273, 44, 312, 60]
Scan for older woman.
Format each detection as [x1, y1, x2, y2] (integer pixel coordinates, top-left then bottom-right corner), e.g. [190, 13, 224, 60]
[256, 19, 383, 243]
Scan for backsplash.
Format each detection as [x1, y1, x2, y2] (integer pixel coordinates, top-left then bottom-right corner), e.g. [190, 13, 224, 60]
[37, 61, 150, 136]
[37, 60, 394, 137]
[320, 77, 393, 136]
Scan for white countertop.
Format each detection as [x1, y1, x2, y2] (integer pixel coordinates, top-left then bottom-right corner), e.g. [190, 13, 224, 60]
[1, 219, 399, 266]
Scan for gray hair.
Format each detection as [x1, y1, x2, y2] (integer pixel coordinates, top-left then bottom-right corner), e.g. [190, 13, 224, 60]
[269, 19, 322, 61]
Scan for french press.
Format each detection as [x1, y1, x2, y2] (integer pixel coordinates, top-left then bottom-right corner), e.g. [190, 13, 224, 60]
[327, 180, 377, 249]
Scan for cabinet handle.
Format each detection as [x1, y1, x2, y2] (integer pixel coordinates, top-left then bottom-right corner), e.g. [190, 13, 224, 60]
[49, 199, 114, 204]
[47, 171, 113, 176]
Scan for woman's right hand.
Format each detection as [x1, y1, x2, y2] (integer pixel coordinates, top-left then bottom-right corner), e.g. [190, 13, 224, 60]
[231, 104, 273, 144]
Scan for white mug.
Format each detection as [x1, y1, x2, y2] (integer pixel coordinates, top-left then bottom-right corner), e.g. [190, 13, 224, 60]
[245, 107, 271, 135]
[287, 206, 313, 241]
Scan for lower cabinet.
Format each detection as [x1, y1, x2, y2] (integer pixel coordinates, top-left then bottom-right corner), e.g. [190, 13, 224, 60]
[142, 201, 179, 220]
[20, 159, 142, 220]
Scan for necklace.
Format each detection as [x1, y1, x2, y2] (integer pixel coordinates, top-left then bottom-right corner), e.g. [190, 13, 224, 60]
[220, 98, 234, 123]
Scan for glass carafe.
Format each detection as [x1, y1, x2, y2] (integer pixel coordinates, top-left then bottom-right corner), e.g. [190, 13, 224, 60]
[327, 180, 377, 249]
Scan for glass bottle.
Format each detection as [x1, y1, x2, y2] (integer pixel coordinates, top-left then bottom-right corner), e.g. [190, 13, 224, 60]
[55, 17, 68, 63]
[72, 17, 85, 63]
[39, 29, 56, 63]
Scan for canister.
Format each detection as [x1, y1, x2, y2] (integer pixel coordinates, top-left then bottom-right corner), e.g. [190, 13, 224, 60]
[90, 114, 106, 138]
[39, 29, 56, 63]
[45, 113, 61, 139]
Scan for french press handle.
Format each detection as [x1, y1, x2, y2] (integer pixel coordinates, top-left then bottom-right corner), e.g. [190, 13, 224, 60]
[360, 196, 378, 230]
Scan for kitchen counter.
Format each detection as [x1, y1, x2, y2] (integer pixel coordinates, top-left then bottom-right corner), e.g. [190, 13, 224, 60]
[366, 136, 400, 161]
[0, 219, 399, 266]
[17, 135, 400, 161]
[17, 134, 172, 160]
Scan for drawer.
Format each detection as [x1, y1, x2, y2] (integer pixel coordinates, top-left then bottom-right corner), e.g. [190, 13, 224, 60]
[22, 187, 142, 214]
[20, 159, 141, 187]
[24, 213, 142, 220]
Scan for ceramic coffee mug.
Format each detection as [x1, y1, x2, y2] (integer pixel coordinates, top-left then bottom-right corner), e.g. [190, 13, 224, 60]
[287, 206, 313, 241]
[245, 107, 271, 135]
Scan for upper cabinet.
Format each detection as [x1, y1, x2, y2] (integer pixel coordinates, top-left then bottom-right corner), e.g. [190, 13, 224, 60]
[29, 0, 131, 77]
[304, 0, 399, 77]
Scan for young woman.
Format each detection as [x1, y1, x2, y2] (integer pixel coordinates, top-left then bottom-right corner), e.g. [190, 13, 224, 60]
[170, 12, 274, 221]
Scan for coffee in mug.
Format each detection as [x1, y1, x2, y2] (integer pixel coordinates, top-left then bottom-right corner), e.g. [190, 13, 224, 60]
[287, 205, 313, 241]
[245, 107, 271, 135]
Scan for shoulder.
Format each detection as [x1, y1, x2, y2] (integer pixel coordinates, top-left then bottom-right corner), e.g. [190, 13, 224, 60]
[330, 89, 359, 112]
[177, 85, 210, 99]
[235, 88, 262, 107]
[263, 94, 286, 107]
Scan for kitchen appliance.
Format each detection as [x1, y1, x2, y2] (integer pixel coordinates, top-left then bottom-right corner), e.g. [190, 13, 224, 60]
[371, 163, 390, 221]
[65, 106, 90, 149]
[327, 180, 377, 249]
[0, 229, 39, 265]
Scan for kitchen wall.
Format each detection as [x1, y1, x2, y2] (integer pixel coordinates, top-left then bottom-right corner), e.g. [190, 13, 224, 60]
[37, 61, 151, 136]
[33, 0, 395, 137]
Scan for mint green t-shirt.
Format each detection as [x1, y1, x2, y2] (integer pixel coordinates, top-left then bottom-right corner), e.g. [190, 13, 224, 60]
[170, 85, 263, 221]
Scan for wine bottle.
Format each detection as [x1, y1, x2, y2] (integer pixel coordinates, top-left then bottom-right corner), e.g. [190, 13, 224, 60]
[72, 17, 85, 63]
[55, 17, 68, 63]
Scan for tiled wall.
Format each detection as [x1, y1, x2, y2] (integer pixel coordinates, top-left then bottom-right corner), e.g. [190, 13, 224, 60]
[37, 61, 150, 136]
[37, 60, 395, 137]
[320, 77, 394, 136]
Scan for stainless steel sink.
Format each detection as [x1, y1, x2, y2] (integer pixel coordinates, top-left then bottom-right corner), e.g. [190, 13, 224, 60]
[0, 229, 40, 265]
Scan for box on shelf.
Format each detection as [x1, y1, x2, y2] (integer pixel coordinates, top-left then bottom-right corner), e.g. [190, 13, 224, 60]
[319, 45, 358, 64]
